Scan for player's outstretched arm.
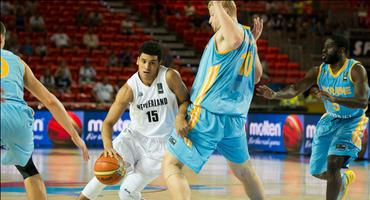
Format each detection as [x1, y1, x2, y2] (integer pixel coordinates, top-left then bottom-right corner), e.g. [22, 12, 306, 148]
[23, 60, 90, 161]
[257, 66, 320, 99]
[212, 1, 244, 50]
[320, 64, 369, 108]
[166, 69, 190, 138]
[102, 83, 133, 158]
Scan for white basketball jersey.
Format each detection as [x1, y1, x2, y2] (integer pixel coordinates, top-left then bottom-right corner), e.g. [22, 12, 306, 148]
[126, 66, 178, 138]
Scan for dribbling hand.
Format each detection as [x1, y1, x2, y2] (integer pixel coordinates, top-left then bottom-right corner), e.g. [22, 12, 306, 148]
[103, 147, 119, 160]
[256, 85, 277, 99]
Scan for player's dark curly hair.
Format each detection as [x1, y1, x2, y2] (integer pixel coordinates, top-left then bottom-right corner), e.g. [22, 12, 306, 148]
[139, 41, 162, 61]
[328, 34, 349, 54]
[0, 21, 6, 36]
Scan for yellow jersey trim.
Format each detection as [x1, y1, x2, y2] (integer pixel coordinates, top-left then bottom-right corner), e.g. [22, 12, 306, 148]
[348, 61, 360, 83]
[328, 59, 348, 78]
[317, 63, 324, 86]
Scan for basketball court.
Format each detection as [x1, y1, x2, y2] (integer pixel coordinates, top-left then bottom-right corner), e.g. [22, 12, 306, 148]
[1, 149, 369, 200]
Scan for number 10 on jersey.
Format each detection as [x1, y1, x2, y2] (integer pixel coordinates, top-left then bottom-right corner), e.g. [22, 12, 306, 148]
[146, 110, 159, 122]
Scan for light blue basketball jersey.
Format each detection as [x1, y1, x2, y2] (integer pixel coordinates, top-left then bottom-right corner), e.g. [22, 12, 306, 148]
[1, 49, 27, 105]
[317, 58, 368, 118]
[190, 25, 256, 118]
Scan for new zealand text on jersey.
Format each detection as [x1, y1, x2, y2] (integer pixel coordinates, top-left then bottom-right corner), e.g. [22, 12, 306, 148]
[136, 97, 168, 110]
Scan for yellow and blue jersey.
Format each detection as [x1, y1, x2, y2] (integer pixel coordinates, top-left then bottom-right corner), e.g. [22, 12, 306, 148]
[1, 49, 34, 167]
[317, 58, 368, 118]
[1, 49, 27, 106]
[190, 25, 256, 117]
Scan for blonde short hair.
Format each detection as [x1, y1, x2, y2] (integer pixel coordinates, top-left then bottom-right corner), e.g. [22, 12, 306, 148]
[208, 1, 237, 17]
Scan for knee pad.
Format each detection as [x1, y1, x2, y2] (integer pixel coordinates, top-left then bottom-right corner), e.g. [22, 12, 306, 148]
[118, 188, 141, 200]
[15, 157, 39, 179]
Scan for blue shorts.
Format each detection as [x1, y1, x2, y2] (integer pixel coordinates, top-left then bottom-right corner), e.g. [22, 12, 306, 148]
[167, 104, 249, 173]
[1, 103, 34, 167]
[310, 114, 368, 175]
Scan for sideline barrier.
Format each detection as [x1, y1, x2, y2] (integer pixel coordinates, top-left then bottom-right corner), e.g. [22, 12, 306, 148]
[32, 111, 369, 159]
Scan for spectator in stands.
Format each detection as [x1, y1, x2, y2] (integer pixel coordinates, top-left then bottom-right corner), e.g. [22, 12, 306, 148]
[93, 77, 114, 103]
[19, 37, 33, 56]
[162, 47, 173, 67]
[50, 27, 70, 48]
[120, 16, 134, 35]
[35, 38, 47, 57]
[4, 31, 18, 52]
[1, 1, 15, 15]
[79, 58, 96, 86]
[149, 2, 164, 26]
[118, 46, 132, 66]
[83, 28, 99, 51]
[40, 68, 55, 92]
[75, 7, 87, 29]
[184, 2, 196, 17]
[29, 11, 45, 32]
[114, 79, 125, 95]
[87, 11, 102, 28]
[107, 51, 119, 67]
[54, 60, 72, 93]
[15, 6, 26, 31]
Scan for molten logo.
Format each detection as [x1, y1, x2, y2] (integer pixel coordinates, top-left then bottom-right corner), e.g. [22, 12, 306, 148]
[249, 121, 281, 136]
[33, 119, 44, 132]
[305, 125, 316, 139]
[87, 119, 131, 132]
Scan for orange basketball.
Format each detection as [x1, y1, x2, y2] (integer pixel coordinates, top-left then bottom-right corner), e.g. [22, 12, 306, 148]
[94, 154, 126, 185]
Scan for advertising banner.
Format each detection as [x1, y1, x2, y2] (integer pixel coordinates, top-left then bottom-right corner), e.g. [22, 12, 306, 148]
[302, 115, 321, 155]
[33, 111, 84, 147]
[83, 111, 130, 147]
[246, 114, 304, 153]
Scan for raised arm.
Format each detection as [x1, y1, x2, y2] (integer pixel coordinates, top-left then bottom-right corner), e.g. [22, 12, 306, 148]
[211, 1, 244, 50]
[320, 64, 369, 108]
[102, 83, 133, 157]
[257, 66, 320, 99]
[23, 60, 89, 161]
[166, 69, 190, 137]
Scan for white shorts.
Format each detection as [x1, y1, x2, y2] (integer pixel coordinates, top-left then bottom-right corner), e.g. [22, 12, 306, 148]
[82, 128, 167, 200]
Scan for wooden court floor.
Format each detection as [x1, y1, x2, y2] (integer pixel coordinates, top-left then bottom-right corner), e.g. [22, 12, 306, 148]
[1, 149, 369, 200]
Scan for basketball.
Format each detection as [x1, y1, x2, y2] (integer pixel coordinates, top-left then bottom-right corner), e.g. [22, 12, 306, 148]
[94, 154, 126, 185]
[283, 115, 303, 152]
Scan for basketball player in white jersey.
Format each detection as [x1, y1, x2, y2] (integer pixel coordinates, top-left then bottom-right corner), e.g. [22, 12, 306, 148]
[78, 41, 189, 200]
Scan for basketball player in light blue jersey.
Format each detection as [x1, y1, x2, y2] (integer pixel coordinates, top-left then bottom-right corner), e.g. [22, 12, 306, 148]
[163, 1, 265, 200]
[257, 34, 369, 200]
[0, 21, 90, 200]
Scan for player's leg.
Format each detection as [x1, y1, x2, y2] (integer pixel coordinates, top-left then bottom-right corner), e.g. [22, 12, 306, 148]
[309, 115, 336, 180]
[163, 150, 190, 200]
[227, 160, 264, 200]
[118, 156, 161, 200]
[78, 177, 107, 200]
[165, 105, 222, 200]
[325, 155, 349, 200]
[328, 115, 368, 200]
[217, 115, 264, 200]
[15, 157, 47, 200]
[79, 129, 137, 199]
[1, 104, 44, 200]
